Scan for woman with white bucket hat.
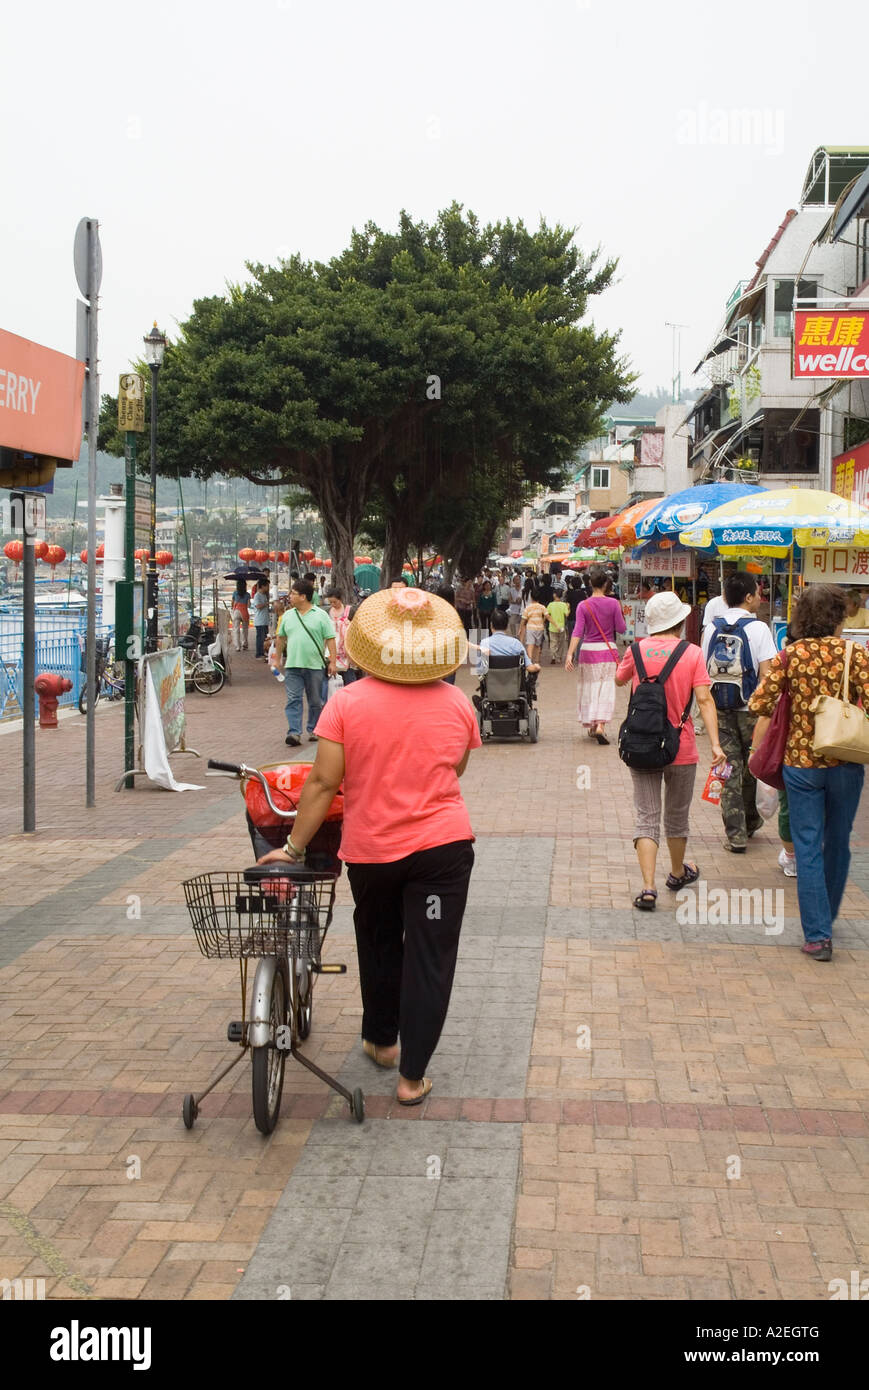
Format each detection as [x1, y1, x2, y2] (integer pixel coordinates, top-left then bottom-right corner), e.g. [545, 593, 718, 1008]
[615, 591, 725, 912]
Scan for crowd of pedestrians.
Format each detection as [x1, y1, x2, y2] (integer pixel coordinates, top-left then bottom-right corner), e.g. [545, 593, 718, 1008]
[230, 555, 868, 970]
[216, 551, 869, 1112]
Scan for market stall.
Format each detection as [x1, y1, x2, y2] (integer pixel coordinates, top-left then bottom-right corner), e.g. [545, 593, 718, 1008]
[679, 487, 869, 643]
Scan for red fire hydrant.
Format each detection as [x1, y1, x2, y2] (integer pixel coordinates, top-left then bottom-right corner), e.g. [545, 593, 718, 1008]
[35, 673, 73, 729]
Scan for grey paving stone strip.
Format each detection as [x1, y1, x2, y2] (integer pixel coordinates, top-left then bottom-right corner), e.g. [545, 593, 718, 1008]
[234, 835, 556, 1301]
[545, 905, 869, 948]
[233, 1120, 521, 1301]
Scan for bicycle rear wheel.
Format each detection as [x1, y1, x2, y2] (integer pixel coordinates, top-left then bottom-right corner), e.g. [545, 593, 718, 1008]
[192, 660, 225, 694]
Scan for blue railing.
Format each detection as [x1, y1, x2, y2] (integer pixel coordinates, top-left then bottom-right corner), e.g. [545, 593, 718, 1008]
[0, 612, 113, 720]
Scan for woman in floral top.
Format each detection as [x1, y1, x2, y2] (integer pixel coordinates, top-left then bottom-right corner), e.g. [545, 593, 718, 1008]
[748, 585, 869, 960]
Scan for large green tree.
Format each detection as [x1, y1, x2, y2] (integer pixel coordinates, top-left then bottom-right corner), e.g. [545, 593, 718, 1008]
[100, 206, 634, 595]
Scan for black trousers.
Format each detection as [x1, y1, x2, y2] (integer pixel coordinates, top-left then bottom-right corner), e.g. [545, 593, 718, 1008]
[347, 839, 475, 1081]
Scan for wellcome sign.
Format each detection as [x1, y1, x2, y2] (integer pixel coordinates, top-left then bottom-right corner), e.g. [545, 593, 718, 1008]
[792, 310, 869, 379]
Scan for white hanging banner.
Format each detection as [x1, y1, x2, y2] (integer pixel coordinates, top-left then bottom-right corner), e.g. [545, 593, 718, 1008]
[140, 649, 203, 792]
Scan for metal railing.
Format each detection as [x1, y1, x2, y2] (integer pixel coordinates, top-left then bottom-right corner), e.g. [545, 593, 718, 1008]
[0, 612, 114, 721]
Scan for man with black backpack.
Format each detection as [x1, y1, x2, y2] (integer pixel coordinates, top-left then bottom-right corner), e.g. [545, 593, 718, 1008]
[701, 572, 776, 852]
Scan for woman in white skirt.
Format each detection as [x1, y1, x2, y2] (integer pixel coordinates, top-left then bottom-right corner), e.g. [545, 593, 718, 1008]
[565, 566, 626, 743]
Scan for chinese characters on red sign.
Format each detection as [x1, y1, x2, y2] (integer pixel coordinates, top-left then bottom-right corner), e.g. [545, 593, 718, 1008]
[831, 439, 869, 507]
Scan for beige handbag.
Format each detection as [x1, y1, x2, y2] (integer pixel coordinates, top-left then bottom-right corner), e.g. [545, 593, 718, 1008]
[810, 640, 869, 763]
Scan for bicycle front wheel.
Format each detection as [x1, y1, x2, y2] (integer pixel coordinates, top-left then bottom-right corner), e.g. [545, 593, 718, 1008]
[192, 660, 225, 694]
[252, 965, 287, 1135]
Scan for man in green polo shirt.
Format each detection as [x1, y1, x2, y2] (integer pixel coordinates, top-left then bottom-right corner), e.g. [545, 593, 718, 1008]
[276, 579, 337, 746]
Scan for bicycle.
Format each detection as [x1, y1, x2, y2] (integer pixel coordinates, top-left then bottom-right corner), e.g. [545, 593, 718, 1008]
[181, 758, 364, 1133]
[78, 635, 125, 714]
[178, 619, 226, 694]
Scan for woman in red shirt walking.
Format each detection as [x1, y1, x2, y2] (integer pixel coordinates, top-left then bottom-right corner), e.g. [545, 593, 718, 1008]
[256, 585, 480, 1105]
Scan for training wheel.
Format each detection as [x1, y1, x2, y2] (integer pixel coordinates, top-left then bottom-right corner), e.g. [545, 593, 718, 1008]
[182, 1094, 198, 1129]
[351, 1087, 365, 1124]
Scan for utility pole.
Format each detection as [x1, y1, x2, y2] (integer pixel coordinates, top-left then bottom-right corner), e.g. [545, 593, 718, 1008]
[21, 498, 36, 832]
[665, 322, 688, 404]
[75, 217, 102, 808]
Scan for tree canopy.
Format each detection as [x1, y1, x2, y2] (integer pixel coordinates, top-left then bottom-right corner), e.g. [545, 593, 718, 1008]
[100, 204, 635, 594]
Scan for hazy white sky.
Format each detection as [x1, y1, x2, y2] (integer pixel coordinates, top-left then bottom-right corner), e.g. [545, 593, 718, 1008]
[1, 0, 865, 400]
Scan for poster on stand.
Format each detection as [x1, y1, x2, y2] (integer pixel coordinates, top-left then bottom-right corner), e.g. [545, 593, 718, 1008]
[140, 649, 203, 792]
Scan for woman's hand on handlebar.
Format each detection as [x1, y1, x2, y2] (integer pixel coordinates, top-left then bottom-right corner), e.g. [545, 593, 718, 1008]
[256, 847, 293, 866]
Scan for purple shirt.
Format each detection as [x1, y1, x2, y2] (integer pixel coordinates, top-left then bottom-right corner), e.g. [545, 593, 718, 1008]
[572, 595, 626, 664]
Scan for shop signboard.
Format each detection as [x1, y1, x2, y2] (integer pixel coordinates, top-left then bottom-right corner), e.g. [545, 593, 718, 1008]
[0, 327, 85, 461]
[802, 546, 869, 584]
[831, 438, 869, 506]
[793, 310, 869, 378]
[640, 550, 696, 578]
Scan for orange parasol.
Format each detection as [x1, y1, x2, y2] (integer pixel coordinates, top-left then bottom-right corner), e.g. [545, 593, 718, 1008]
[605, 497, 662, 547]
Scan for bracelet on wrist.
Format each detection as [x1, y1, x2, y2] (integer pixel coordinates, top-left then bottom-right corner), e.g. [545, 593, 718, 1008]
[285, 836, 304, 860]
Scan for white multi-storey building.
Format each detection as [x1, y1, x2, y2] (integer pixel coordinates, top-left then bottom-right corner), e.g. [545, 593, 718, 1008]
[689, 146, 869, 491]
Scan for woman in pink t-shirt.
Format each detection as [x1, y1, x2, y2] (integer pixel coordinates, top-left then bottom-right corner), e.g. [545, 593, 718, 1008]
[615, 592, 725, 912]
[565, 566, 627, 743]
[256, 586, 480, 1107]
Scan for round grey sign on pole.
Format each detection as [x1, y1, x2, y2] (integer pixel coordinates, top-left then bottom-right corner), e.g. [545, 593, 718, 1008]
[74, 217, 102, 299]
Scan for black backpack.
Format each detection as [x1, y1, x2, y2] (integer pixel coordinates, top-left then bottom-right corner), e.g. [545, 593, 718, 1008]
[618, 641, 692, 769]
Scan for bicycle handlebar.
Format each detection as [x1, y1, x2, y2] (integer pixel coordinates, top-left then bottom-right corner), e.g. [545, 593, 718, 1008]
[206, 760, 298, 819]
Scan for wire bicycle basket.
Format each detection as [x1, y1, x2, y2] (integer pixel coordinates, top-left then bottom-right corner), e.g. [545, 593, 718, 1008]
[183, 869, 337, 961]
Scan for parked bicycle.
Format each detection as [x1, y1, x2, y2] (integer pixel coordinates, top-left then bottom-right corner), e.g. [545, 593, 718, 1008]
[178, 617, 226, 695]
[78, 635, 125, 714]
[181, 758, 363, 1133]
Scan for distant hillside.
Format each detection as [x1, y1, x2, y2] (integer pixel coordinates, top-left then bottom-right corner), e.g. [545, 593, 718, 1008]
[43, 449, 271, 525]
[612, 387, 700, 418]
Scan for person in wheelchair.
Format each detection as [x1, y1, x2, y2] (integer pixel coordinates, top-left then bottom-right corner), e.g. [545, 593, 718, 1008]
[470, 609, 540, 711]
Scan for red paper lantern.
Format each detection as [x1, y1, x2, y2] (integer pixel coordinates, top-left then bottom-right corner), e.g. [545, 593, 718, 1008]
[238, 547, 255, 563]
[309, 556, 322, 568]
[31, 539, 49, 561]
[278, 551, 289, 563]
[323, 558, 332, 569]
[134, 548, 149, 562]
[268, 551, 276, 561]
[254, 549, 268, 564]
[79, 546, 104, 564]
[155, 550, 173, 567]
[354, 556, 365, 565]
[360, 556, 372, 565]
[4, 540, 23, 564]
[44, 544, 66, 572]
[301, 549, 314, 562]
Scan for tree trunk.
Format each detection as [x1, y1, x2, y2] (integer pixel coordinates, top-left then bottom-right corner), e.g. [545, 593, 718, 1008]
[381, 516, 410, 588]
[320, 510, 357, 602]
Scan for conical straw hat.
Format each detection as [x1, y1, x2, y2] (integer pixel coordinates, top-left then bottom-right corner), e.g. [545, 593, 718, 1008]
[345, 585, 467, 683]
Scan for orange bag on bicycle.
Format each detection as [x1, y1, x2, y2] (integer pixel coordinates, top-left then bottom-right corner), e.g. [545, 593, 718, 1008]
[243, 762, 344, 828]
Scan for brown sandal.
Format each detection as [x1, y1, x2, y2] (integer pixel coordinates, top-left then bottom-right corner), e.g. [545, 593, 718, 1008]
[362, 1040, 398, 1069]
[397, 1078, 432, 1106]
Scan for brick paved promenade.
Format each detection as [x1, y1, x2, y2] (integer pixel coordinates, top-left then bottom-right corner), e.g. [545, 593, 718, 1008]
[1, 648, 868, 1300]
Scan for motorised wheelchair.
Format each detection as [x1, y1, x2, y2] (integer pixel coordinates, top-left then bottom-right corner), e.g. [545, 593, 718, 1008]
[475, 652, 539, 743]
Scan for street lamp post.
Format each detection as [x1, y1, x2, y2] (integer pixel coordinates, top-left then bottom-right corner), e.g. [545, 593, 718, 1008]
[143, 323, 166, 652]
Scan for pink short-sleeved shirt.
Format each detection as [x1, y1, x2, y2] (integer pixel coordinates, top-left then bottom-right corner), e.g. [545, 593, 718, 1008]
[616, 637, 711, 765]
[315, 677, 481, 862]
